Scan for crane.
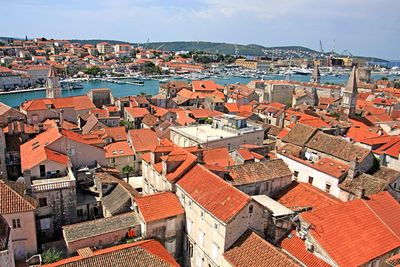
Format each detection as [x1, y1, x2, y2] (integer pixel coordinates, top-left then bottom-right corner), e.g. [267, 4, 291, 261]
[331, 39, 336, 56]
[341, 49, 353, 57]
[319, 40, 324, 54]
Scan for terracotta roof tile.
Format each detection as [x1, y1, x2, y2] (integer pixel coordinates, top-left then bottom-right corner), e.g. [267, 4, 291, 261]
[228, 159, 292, 185]
[301, 192, 400, 267]
[274, 182, 341, 212]
[224, 230, 300, 267]
[42, 239, 179, 267]
[280, 231, 331, 267]
[135, 192, 184, 223]
[177, 164, 250, 223]
[104, 141, 134, 158]
[129, 129, 158, 152]
[0, 180, 36, 214]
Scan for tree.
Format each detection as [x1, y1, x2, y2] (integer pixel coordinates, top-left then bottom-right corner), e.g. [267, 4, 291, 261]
[84, 66, 102, 76]
[120, 120, 135, 130]
[122, 165, 135, 183]
[41, 248, 62, 264]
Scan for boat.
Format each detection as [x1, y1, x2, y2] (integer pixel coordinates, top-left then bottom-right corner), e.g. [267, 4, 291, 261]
[292, 67, 313, 75]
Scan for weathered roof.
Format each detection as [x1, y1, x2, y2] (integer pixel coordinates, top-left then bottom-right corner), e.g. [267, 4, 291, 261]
[102, 183, 136, 216]
[228, 159, 292, 185]
[281, 123, 317, 147]
[42, 239, 179, 267]
[340, 166, 400, 196]
[129, 129, 158, 152]
[63, 212, 140, 242]
[0, 180, 37, 214]
[305, 131, 371, 163]
[224, 230, 300, 267]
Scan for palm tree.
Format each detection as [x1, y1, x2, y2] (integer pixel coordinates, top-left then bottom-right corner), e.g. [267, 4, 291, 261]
[122, 165, 135, 183]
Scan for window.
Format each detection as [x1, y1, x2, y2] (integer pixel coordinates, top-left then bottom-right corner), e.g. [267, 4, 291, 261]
[165, 238, 176, 254]
[249, 205, 253, 214]
[198, 230, 205, 246]
[211, 242, 219, 261]
[325, 183, 331, 193]
[200, 210, 204, 220]
[188, 199, 192, 208]
[77, 209, 84, 217]
[308, 176, 314, 184]
[293, 171, 299, 180]
[214, 223, 219, 230]
[40, 218, 51, 230]
[111, 158, 116, 164]
[39, 197, 47, 207]
[187, 219, 192, 234]
[12, 219, 21, 229]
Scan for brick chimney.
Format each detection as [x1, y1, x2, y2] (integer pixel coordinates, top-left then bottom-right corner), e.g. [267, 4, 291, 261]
[59, 109, 64, 127]
[19, 118, 25, 134]
[7, 116, 13, 135]
[347, 160, 358, 179]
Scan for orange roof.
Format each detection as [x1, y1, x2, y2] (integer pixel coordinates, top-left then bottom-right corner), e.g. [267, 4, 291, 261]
[301, 192, 400, 267]
[44, 148, 69, 166]
[224, 103, 240, 113]
[373, 136, 400, 158]
[346, 126, 380, 142]
[124, 107, 149, 118]
[280, 231, 331, 267]
[22, 95, 95, 111]
[277, 128, 289, 139]
[177, 164, 250, 223]
[20, 127, 62, 171]
[224, 231, 299, 267]
[104, 141, 134, 158]
[192, 80, 223, 92]
[366, 113, 393, 124]
[0, 180, 36, 214]
[190, 108, 223, 119]
[43, 239, 179, 267]
[203, 147, 235, 168]
[129, 129, 158, 152]
[275, 182, 341, 212]
[135, 192, 184, 223]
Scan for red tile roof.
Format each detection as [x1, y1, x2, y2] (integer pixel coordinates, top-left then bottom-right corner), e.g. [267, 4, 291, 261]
[373, 136, 400, 158]
[275, 182, 341, 212]
[104, 141, 134, 158]
[177, 164, 250, 223]
[22, 95, 95, 111]
[20, 127, 62, 171]
[203, 147, 235, 168]
[0, 180, 36, 214]
[280, 231, 331, 267]
[192, 80, 223, 92]
[135, 192, 184, 223]
[124, 107, 149, 118]
[189, 108, 223, 119]
[301, 192, 400, 267]
[346, 126, 380, 142]
[129, 129, 158, 152]
[224, 231, 300, 267]
[43, 239, 179, 267]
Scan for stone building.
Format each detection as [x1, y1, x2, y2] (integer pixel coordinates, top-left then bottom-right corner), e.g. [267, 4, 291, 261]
[0, 215, 15, 267]
[340, 66, 358, 120]
[0, 180, 37, 261]
[62, 211, 141, 255]
[45, 65, 61, 99]
[134, 192, 185, 259]
[87, 88, 114, 108]
[226, 159, 293, 196]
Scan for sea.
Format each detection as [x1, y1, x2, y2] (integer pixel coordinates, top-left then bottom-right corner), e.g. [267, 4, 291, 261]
[0, 74, 395, 107]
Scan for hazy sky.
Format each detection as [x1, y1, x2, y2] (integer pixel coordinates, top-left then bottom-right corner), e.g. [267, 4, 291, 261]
[1, 0, 399, 59]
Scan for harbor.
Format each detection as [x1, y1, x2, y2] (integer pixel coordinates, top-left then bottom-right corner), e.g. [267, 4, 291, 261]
[0, 73, 393, 107]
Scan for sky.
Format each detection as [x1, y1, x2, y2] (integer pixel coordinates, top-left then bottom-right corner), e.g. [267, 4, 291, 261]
[1, 0, 399, 59]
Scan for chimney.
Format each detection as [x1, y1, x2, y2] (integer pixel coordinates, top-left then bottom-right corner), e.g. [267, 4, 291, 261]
[19, 118, 25, 134]
[13, 120, 19, 133]
[23, 170, 32, 195]
[38, 123, 44, 132]
[59, 109, 64, 127]
[347, 160, 357, 179]
[7, 116, 13, 135]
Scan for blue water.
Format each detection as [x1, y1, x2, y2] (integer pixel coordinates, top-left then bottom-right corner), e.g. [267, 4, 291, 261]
[0, 74, 393, 107]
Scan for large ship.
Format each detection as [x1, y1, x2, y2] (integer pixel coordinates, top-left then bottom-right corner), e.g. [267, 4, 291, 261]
[292, 67, 313, 75]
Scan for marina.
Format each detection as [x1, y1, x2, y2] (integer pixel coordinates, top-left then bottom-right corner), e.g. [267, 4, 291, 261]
[0, 73, 393, 107]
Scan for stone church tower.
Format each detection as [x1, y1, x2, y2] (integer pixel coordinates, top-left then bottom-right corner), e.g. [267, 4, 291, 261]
[310, 65, 321, 84]
[46, 65, 61, 99]
[341, 66, 358, 120]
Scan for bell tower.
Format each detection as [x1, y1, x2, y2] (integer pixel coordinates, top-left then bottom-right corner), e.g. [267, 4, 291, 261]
[46, 65, 61, 99]
[310, 64, 321, 84]
[341, 66, 358, 120]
